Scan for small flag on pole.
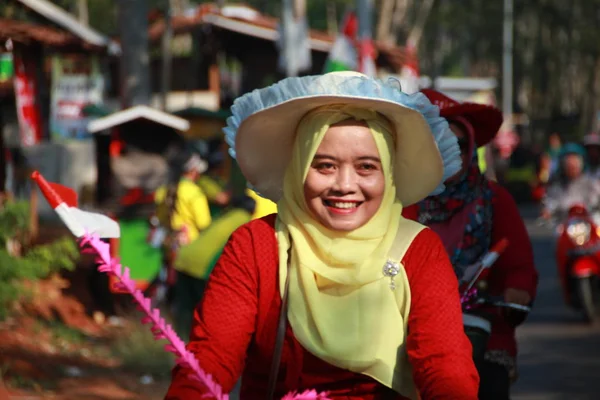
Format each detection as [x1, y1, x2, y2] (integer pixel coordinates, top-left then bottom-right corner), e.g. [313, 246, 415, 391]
[323, 11, 358, 73]
[399, 41, 420, 94]
[31, 171, 120, 239]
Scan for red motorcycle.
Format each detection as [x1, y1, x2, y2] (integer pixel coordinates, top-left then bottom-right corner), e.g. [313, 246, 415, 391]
[553, 204, 600, 323]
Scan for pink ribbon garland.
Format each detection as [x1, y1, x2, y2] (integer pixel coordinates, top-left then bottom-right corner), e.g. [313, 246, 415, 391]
[79, 233, 330, 400]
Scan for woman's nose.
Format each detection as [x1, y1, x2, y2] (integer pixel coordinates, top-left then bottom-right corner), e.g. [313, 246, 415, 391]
[333, 167, 357, 193]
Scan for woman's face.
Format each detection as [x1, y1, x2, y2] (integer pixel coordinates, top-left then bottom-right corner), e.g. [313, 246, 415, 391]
[445, 122, 470, 183]
[304, 121, 386, 232]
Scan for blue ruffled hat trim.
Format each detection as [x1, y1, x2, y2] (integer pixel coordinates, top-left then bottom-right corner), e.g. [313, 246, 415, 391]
[223, 74, 461, 197]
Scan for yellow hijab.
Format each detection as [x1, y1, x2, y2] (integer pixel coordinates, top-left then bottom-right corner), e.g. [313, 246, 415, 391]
[276, 105, 417, 398]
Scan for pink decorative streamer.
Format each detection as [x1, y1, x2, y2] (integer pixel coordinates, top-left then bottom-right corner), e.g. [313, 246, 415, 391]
[79, 233, 329, 400]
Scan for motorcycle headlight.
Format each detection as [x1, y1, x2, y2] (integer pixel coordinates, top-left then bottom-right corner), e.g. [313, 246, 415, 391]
[566, 220, 591, 245]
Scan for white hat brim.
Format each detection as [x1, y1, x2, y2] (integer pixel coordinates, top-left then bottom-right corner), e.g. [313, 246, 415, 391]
[235, 94, 443, 206]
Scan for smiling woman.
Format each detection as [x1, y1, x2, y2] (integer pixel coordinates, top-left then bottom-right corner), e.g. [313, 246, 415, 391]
[304, 121, 385, 232]
[165, 72, 479, 400]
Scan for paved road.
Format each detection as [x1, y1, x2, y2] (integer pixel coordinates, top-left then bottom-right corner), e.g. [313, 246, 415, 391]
[512, 206, 600, 400]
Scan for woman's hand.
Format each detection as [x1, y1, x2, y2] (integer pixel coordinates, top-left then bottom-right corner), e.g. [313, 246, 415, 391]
[504, 288, 531, 305]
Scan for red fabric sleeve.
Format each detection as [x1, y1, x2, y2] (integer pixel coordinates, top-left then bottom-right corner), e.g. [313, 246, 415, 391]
[165, 224, 258, 399]
[404, 229, 479, 400]
[489, 182, 538, 297]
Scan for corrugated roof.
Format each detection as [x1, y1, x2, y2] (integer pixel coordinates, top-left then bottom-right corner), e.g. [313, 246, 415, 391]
[148, 3, 408, 71]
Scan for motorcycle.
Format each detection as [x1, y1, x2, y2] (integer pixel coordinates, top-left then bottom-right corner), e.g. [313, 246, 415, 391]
[459, 239, 532, 361]
[552, 204, 600, 323]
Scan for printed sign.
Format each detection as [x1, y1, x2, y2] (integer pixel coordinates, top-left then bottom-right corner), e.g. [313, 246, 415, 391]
[50, 55, 104, 140]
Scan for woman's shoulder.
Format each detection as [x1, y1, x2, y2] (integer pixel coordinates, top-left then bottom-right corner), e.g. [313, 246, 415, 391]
[404, 227, 444, 258]
[402, 227, 451, 279]
[228, 213, 278, 247]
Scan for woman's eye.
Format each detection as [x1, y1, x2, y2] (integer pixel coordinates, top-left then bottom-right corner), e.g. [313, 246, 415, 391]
[358, 163, 377, 171]
[315, 163, 335, 171]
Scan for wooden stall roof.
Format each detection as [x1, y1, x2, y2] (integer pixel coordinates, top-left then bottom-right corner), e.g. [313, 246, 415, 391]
[0, 18, 97, 49]
[87, 105, 191, 134]
[148, 3, 409, 72]
[14, 0, 120, 54]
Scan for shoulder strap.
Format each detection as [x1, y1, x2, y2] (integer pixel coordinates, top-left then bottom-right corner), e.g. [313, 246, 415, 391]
[266, 244, 291, 400]
[388, 217, 426, 262]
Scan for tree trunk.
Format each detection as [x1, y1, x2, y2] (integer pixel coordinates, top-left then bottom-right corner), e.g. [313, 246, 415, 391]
[118, 0, 151, 108]
[406, 0, 434, 47]
[389, 0, 410, 44]
[376, 0, 396, 43]
[0, 101, 5, 194]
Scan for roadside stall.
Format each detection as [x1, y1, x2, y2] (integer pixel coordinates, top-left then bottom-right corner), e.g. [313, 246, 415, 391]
[87, 105, 189, 293]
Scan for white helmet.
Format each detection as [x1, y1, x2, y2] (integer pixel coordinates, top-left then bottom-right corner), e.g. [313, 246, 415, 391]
[583, 132, 600, 147]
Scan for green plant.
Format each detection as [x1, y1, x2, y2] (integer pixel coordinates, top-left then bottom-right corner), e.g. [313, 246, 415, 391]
[0, 200, 29, 246]
[45, 320, 87, 345]
[0, 199, 79, 320]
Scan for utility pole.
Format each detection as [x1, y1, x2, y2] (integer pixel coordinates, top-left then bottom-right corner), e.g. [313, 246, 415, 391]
[281, 0, 309, 77]
[326, 1, 338, 36]
[118, 0, 151, 108]
[160, 3, 173, 111]
[76, 0, 89, 26]
[502, 0, 513, 129]
[376, 0, 395, 43]
[357, 0, 373, 43]
[357, 0, 376, 76]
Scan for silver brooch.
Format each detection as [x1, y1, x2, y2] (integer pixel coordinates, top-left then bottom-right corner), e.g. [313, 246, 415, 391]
[383, 260, 401, 290]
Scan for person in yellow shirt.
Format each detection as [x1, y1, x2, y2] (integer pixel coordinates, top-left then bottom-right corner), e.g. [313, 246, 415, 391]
[155, 153, 212, 243]
[155, 152, 212, 337]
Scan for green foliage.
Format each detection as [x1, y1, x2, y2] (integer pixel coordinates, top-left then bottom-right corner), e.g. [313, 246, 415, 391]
[0, 200, 29, 245]
[0, 237, 79, 320]
[43, 319, 87, 345]
[25, 237, 79, 276]
[0, 200, 79, 320]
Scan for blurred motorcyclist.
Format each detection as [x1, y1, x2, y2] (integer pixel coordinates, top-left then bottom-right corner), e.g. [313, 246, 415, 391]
[542, 143, 600, 219]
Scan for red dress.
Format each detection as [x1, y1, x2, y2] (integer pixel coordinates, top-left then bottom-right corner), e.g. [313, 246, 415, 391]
[165, 215, 479, 400]
[403, 182, 538, 360]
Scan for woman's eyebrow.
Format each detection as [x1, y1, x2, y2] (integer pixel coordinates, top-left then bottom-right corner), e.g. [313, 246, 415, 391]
[312, 155, 381, 162]
[313, 154, 336, 161]
[356, 156, 381, 163]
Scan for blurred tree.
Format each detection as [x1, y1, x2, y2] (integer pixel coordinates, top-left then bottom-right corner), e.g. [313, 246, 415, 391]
[419, 0, 600, 142]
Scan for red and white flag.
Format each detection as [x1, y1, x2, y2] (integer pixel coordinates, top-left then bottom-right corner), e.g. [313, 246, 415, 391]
[399, 41, 420, 94]
[31, 171, 120, 239]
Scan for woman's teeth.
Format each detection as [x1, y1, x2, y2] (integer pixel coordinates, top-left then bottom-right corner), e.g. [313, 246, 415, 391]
[325, 201, 359, 209]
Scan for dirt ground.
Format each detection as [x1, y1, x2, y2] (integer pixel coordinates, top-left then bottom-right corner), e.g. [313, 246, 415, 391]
[0, 315, 171, 400]
[1, 225, 172, 400]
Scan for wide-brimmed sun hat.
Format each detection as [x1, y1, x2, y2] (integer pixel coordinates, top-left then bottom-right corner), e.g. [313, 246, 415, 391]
[224, 71, 461, 206]
[421, 89, 503, 148]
